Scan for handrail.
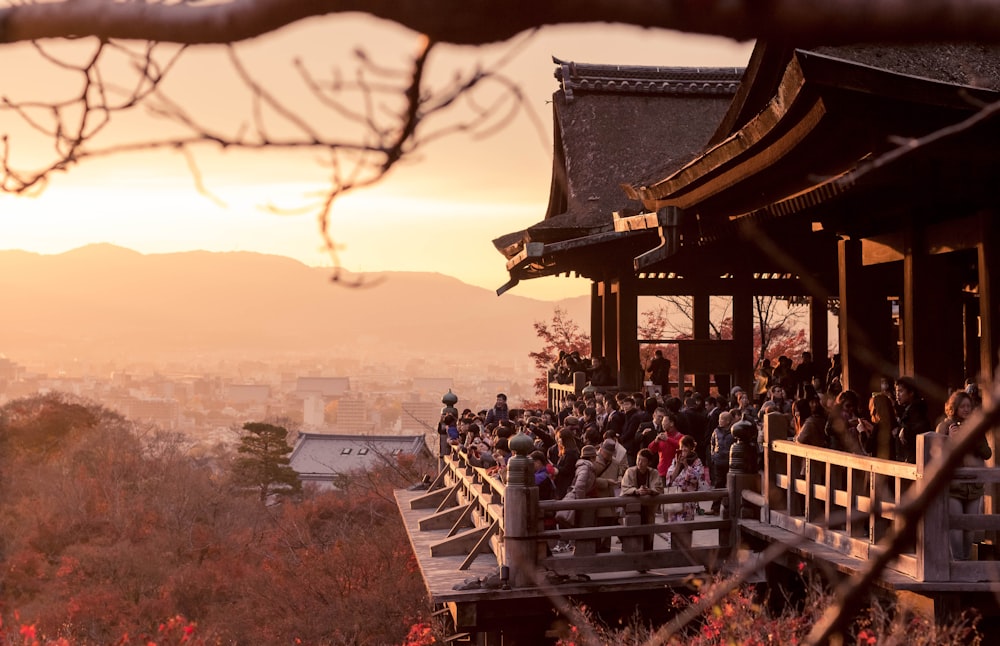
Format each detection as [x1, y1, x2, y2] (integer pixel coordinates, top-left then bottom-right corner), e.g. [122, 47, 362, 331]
[761, 413, 1000, 583]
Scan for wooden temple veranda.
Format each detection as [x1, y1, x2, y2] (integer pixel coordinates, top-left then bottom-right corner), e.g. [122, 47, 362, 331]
[395, 42, 1000, 643]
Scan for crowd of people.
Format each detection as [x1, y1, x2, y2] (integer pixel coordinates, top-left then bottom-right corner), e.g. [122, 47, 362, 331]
[439, 351, 991, 561]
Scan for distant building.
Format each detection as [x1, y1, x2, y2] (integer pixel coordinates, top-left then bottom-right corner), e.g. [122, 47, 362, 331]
[226, 384, 270, 404]
[124, 397, 180, 429]
[302, 392, 326, 429]
[296, 377, 350, 397]
[400, 401, 441, 435]
[411, 377, 453, 394]
[289, 433, 431, 490]
[336, 397, 370, 433]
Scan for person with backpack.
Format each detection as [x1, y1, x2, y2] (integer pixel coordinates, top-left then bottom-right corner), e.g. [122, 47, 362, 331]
[706, 411, 735, 515]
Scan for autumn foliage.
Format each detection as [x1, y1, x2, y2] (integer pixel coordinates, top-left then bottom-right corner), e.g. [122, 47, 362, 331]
[0, 393, 432, 644]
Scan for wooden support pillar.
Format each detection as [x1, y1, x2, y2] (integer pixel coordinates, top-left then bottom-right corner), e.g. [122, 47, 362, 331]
[978, 211, 1000, 393]
[591, 281, 604, 360]
[809, 295, 828, 370]
[617, 278, 640, 391]
[977, 211, 1000, 517]
[733, 280, 754, 392]
[603, 282, 619, 382]
[838, 237, 892, 396]
[693, 291, 711, 395]
[902, 223, 951, 418]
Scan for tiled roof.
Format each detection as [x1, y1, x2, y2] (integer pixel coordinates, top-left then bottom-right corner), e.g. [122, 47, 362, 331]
[289, 433, 431, 481]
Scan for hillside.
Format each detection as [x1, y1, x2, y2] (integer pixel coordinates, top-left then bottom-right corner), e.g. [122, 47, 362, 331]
[0, 244, 590, 365]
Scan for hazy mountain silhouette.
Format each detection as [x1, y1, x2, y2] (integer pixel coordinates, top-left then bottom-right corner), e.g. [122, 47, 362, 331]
[0, 244, 589, 365]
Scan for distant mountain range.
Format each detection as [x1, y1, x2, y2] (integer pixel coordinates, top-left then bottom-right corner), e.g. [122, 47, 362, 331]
[0, 244, 589, 367]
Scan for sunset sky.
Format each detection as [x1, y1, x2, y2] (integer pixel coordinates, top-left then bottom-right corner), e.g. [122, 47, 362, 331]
[0, 15, 753, 300]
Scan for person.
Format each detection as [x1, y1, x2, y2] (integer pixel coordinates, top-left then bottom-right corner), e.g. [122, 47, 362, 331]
[531, 450, 557, 501]
[648, 411, 683, 480]
[484, 393, 509, 425]
[826, 390, 864, 454]
[754, 358, 772, 406]
[793, 351, 816, 399]
[793, 398, 826, 448]
[622, 448, 663, 550]
[552, 428, 579, 499]
[592, 439, 626, 551]
[937, 389, 990, 560]
[589, 355, 614, 387]
[859, 392, 896, 460]
[646, 349, 672, 397]
[442, 413, 460, 446]
[664, 435, 705, 549]
[707, 411, 735, 515]
[894, 376, 931, 464]
[552, 445, 597, 553]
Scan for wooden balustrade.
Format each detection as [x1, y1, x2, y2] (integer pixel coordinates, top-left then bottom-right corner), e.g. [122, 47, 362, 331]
[763, 413, 1000, 583]
[413, 425, 1000, 590]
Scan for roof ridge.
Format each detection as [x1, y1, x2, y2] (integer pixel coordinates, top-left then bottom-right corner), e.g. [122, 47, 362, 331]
[553, 57, 744, 99]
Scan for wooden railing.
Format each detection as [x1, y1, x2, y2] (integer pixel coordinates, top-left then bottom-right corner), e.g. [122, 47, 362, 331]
[547, 372, 587, 413]
[412, 445, 733, 587]
[412, 420, 1000, 589]
[762, 412, 1000, 583]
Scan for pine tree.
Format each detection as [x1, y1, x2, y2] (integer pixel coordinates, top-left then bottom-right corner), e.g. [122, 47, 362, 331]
[232, 422, 302, 502]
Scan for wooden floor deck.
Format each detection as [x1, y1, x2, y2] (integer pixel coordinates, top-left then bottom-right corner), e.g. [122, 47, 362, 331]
[396, 488, 722, 606]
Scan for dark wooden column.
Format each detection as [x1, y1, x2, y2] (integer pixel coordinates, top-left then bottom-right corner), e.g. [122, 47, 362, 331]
[838, 237, 892, 396]
[693, 291, 711, 395]
[590, 281, 604, 360]
[733, 277, 754, 392]
[603, 281, 619, 383]
[976, 211, 1000, 516]
[809, 295, 829, 369]
[901, 221, 951, 418]
[617, 278, 640, 391]
[978, 212, 1000, 394]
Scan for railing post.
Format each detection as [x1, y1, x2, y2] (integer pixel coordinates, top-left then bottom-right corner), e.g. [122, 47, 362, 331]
[572, 371, 586, 396]
[763, 412, 789, 520]
[916, 432, 950, 582]
[728, 418, 762, 548]
[504, 432, 538, 588]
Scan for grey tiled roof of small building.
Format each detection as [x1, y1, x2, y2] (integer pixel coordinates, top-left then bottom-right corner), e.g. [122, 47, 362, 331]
[289, 433, 430, 478]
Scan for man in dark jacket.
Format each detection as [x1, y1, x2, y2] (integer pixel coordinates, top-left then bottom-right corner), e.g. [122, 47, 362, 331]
[894, 376, 932, 464]
[485, 393, 509, 425]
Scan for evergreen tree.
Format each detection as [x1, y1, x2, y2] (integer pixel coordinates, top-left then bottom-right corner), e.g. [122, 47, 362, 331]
[232, 422, 302, 502]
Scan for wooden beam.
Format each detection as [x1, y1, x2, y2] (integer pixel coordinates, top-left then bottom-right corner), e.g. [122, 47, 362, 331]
[604, 282, 619, 381]
[693, 291, 711, 395]
[632, 276, 830, 297]
[411, 485, 457, 510]
[809, 295, 829, 366]
[419, 503, 474, 532]
[838, 237, 893, 395]
[617, 278, 640, 390]
[458, 521, 500, 570]
[590, 281, 603, 359]
[430, 524, 492, 558]
[733, 280, 754, 391]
